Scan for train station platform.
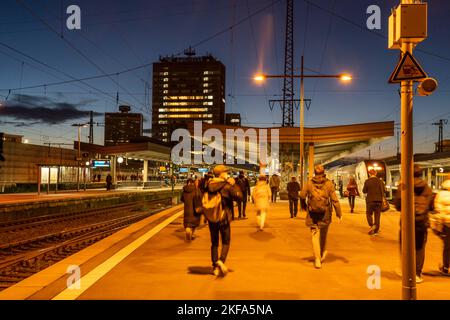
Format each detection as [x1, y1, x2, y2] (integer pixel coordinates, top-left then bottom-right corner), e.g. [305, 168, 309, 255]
[0, 187, 182, 221]
[1, 197, 449, 300]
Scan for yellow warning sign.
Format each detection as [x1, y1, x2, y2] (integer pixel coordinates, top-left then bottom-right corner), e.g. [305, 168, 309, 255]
[389, 51, 427, 83]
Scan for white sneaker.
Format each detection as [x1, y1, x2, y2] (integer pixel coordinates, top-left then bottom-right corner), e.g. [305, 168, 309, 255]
[217, 260, 228, 276]
[416, 275, 424, 284]
[314, 259, 322, 269]
[321, 250, 328, 262]
[213, 267, 220, 276]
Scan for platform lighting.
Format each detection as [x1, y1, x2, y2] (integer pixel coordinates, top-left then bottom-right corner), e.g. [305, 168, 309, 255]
[117, 157, 124, 164]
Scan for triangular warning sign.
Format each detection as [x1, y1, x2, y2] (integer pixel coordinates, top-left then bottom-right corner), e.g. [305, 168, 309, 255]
[389, 51, 427, 83]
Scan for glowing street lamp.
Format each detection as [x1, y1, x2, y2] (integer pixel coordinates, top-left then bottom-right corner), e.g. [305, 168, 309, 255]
[253, 56, 352, 189]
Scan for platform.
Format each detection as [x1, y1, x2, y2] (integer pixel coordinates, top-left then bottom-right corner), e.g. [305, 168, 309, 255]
[1, 197, 449, 300]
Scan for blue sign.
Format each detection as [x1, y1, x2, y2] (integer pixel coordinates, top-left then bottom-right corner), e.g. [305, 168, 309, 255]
[198, 168, 208, 173]
[179, 168, 189, 173]
[92, 160, 110, 168]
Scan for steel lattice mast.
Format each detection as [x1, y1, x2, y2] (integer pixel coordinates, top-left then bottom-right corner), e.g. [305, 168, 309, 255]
[282, 0, 294, 127]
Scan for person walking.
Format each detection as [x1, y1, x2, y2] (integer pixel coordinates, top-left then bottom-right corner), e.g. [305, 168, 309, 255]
[300, 165, 342, 269]
[363, 169, 385, 235]
[201, 165, 243, 277]
[394, 165, 433, 283]
[269, 174, 281, 203]
[181, 179, 202, 241]
[236, 171, 251, 219]
[287, 177, 301, 218]
[106, 174, 112, 191]
[252, 176, 272, 231]
[346, 177, 360, 213]
[338, 178, 344, 199]
[431, 177, 450, 276]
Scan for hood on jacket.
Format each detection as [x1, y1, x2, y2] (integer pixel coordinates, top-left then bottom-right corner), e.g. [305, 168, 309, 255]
[442, 179, 450, 190]
[183, 184, 196, 193]
[414, 177, 428, 195]
[207, 177, 227, 193]
[312, 174, 327, 185]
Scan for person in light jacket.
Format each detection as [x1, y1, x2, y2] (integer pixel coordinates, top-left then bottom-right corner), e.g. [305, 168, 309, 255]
[252, 176, 272, 231]
[433, 178, 450, 276]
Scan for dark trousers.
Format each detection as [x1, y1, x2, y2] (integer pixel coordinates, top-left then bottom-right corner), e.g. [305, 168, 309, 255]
[366, 202, 381, 232]
[289, 197, 299, 217]
[208, 220, 231, 267]
[348, 195, 356, 212]
[237, 195, 248, 218]
[399, 223, 428, 276]
[271, 187, 278, 203]
[443, 225, 450, 269]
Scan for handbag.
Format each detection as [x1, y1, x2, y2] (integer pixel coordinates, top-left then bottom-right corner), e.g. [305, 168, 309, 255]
[379, 179, 390, 212]
[343, 190, 349, 197]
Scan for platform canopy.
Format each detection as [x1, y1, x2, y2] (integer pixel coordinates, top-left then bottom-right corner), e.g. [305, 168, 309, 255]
[77, 141, 171, 162]
[188, 121, 395, 166]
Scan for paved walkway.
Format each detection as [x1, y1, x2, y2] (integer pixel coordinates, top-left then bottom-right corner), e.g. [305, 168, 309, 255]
[51, 197, 450, 300]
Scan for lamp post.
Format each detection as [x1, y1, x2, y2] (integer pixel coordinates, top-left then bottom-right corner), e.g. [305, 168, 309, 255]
[254, 56, 352, 188]
[72, 123, 88, 192]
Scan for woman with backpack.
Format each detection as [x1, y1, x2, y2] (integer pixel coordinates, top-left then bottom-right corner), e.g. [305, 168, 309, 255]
[300, 165, 343, 269]
[252, 176, 272, 231]
[346, 177, 360, 213]
[180, 179, 202, 241]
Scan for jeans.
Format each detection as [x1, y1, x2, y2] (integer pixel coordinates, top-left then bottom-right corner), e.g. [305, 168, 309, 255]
[311, 225, 329, 260]
[289, 198, 298, 217]
[208, 220, 231, 267]
[348, 195, 356, 212]
[237, 195, 248, 218]
[271, 188, 278, 203]
[366, 202, 382, 232]
[399, 223, 428, 276]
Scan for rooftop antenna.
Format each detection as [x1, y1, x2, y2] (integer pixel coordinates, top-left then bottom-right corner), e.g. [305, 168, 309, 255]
[184, 46, 196, 56]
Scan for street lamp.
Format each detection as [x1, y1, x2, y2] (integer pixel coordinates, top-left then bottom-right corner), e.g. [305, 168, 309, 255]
[254, 55, 352, 188]
[72, 123, 89, 192]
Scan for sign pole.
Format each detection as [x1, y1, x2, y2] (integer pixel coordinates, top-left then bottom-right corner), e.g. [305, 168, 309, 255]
[400, 41, 417, 300]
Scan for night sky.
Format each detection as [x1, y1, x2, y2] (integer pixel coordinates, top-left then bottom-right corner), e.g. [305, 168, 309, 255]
[1, 0, 450, 159]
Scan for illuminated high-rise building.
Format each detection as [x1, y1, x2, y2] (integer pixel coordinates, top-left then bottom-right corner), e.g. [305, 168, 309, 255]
[151, 51, 225, 142]
[104, 105, 143, 146]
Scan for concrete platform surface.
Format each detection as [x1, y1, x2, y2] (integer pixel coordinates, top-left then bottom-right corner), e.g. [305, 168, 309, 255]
[7, 196, 448, 300]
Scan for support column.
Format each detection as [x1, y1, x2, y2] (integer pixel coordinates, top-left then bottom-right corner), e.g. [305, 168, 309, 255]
[308, 143, 314, 180]
[37, 165, 41, 195]
[143, 160, 148, 183]
[111, 156, 117, 185]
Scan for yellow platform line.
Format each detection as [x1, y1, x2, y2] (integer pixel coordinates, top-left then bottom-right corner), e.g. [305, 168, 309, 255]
[52, 210, 183, 300]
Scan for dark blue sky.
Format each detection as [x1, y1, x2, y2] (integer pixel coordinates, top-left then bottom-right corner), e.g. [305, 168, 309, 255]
[1, 0, 450, 158]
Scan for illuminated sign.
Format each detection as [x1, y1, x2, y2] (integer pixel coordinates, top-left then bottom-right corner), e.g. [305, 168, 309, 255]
[159, 166, 167, 172]
[179, 168, 189, 173]
[198, 168, 208, 173]
[92, 160, 110, 168]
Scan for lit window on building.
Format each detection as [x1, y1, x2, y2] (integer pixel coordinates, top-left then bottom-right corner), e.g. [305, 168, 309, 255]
[163, 84, 169, 88]
[203, 77, 209, 81]
[162, 132, 168, 137]
[203, 83, 209, 87]
[163, 90, 168, 94]
[208, 95, 213, 100]
[163, 78, 169, 82]
[158, 120, 168, 124]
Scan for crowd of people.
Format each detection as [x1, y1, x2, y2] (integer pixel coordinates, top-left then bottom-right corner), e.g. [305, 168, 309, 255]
[180, 164, 450, 281]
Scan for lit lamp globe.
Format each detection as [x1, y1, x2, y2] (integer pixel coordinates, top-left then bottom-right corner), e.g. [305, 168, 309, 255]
[117, 157, 124, 164]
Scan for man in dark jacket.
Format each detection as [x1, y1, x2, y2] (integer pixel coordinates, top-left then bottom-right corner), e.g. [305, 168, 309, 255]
[106, 174, 112, 191]
[204, 165, 243, 277]
[287, 177, 301, 218]
[300, 165, 342, 269]
[363, 169, 385, 235]
[181, 179, 202, 241]
[394, 165, 433, 283]
[236, 171, 251, 219]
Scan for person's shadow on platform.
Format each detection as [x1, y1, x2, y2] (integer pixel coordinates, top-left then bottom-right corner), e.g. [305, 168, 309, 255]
[301, 253, 349, 264]
[187, 266, 234, 278]
[249, 229, 275, 242]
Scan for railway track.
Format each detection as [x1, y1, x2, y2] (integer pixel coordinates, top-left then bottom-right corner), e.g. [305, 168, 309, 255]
[0, 198, 172, 290]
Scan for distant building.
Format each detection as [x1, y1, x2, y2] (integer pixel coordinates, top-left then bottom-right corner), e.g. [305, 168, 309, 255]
[225, 113, 241, 126]
[151, 51, 226, 142]
[436, 139, 450, 152]
[104, 105, 143, 146]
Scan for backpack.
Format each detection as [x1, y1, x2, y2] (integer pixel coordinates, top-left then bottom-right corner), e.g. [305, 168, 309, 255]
[308, 182, 330, 214]
[202, 191, 224, 223]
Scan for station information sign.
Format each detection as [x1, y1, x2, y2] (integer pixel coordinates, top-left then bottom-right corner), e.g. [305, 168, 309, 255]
[91, 160, 111, 168]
